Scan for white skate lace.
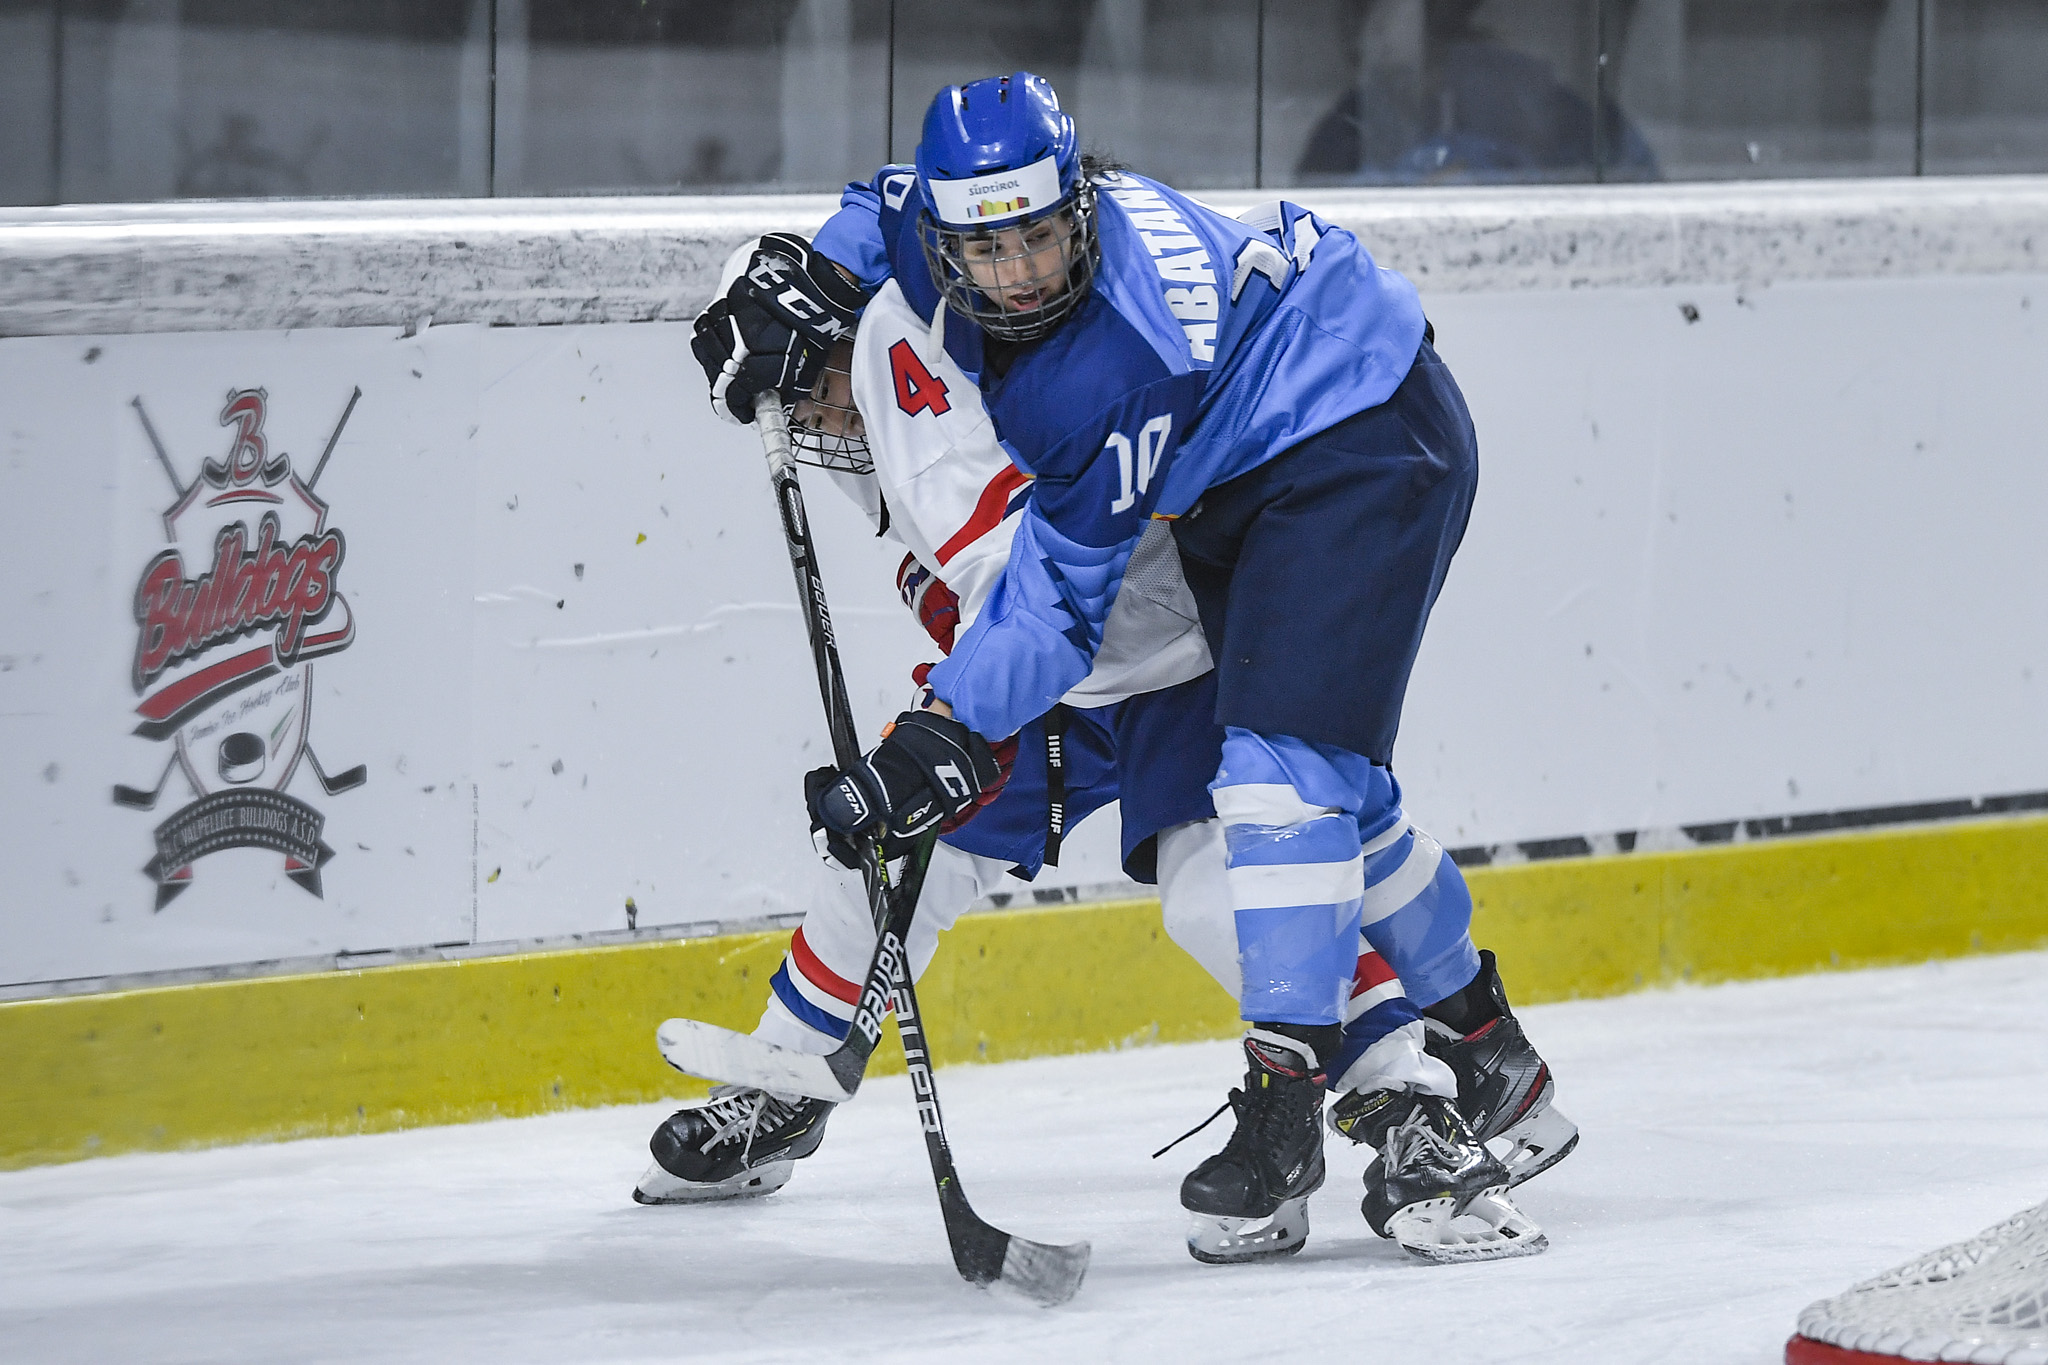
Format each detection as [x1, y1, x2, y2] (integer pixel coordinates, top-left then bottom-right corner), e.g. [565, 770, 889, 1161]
[1382, 1104, 1462, 1175]
[696, 1084, 798, 1161]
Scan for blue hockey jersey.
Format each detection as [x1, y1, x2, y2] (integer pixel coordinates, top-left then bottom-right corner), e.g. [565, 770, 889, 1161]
[812, 168, 1427, 741]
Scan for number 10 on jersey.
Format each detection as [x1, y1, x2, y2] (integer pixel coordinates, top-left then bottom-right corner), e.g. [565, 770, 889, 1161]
[1108, 415, 1172, 514]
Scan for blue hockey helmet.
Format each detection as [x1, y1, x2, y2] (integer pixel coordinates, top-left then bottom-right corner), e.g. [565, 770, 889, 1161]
[914, 72, 1098, 343]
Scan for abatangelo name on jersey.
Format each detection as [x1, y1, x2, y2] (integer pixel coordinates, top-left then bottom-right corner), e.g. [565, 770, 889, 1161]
[1104, 180, 1221, 362]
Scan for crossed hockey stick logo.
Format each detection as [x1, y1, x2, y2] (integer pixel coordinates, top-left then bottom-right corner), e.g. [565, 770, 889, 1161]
[114, 387, 368, 910]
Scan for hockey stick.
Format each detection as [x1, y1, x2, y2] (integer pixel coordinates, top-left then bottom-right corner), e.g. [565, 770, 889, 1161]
[660, 392, 1089, 1306]
[657, 390, 926, 1104]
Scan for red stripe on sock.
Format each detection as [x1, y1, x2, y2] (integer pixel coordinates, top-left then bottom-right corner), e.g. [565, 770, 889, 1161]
[789, 927, 862, 1005]
[1351, 951, 1399, 996]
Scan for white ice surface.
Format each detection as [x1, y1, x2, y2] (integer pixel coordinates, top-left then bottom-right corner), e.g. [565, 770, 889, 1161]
[5, 952, 2047, 1364]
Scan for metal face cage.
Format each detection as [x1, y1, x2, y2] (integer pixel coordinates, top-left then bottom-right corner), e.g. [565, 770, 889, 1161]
[918, 181, 1098, 344]
[788, 337, 871, 475]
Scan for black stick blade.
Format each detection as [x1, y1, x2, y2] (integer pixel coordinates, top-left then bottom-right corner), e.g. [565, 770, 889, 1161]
[939, 1183, 1089, 1306]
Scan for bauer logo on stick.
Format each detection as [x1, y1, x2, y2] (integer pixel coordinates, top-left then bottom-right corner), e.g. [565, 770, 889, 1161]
[115, 386, 368, 910]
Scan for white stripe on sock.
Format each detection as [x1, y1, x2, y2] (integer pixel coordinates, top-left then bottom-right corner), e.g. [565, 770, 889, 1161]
[1211, 782, 1337, 827]
[782, 954, 856, 1021]
[1226, 855, 1364, 911]
[1345, 977, 1407, 1021]
[1361, 816, 1413, 858]
[1360, 829, 1444, 926]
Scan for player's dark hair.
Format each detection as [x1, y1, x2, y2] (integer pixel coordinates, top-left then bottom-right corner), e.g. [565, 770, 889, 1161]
[1080, 151, 1129, 182]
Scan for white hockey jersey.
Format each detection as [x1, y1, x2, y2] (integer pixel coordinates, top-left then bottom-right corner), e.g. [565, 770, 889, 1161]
[830, 279, 1212, 712]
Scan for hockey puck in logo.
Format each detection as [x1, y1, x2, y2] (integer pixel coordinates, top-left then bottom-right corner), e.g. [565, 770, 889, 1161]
[218, 732, 267, 784]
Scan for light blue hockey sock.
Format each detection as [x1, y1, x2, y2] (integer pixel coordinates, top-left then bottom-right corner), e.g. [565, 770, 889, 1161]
[1357, 828, 1481, 1008]
[1212, 729, 1375, 1029]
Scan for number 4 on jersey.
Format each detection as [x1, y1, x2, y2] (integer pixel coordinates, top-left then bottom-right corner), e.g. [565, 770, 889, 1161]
[890, 339, 951, 417]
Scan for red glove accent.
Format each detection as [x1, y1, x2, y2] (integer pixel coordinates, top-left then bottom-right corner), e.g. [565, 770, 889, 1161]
[939, 732, 1017, 834]
[896, 552, 960, 654]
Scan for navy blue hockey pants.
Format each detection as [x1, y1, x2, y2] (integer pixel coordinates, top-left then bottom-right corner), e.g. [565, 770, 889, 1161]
[1170, 340, 1482, 1029]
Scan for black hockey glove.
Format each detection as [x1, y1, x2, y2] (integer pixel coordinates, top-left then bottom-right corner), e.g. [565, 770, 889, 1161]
[805, 710, 1006, 870]
[690, 232, 867, 425]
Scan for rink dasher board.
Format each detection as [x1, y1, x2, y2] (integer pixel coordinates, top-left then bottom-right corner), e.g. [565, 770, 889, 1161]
[4, 177, 2044, 337]
[3, 259, 2047, 989]
[1, 178, 2046, 1153]
[0, 320, 940, 986]
[3, 810, 2045, 1172]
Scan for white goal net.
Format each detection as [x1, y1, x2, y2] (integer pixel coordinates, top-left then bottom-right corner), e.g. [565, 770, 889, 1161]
[1793, 1200, 2048, 1364]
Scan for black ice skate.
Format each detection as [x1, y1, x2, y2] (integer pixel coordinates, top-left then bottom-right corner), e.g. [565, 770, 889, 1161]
[1421, 950, 1580, 1186]
[1362, 1092, 1546, 1264]
[632, 1085, 834, 1205]
[1177, 1029, 1329, 1264]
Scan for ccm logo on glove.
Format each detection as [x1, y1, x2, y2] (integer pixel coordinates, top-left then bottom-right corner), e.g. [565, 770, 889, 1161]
[690, 232, 868, 426]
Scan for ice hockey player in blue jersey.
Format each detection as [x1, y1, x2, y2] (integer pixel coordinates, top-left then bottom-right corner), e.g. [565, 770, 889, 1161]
[660, 305, 1461, 1219]
[692, 71, 1574, 1264]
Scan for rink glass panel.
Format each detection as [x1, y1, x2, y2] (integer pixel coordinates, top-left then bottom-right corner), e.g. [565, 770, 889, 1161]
[508, 0, 890, 195]
[885, 0, 1260, 189]
[0, 2, 57, 205]
[1603, 0, 1917, 180]
[7, 2, 2048, 210]
[1924, 0, 2048, 174]
[1263, 0, 1607, 187]
[6, 0, 485, 205]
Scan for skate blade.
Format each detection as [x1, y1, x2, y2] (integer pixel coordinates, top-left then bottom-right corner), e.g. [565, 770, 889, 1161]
[1185, 1197, 1311, 1264]
[631, 1158, 794, 1205]
[1488, 1104, 1580, 1188]
[1385, 1187, 1548, 1264]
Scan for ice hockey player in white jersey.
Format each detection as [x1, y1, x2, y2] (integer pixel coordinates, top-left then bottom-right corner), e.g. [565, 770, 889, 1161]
[656, 223, 1569, 1262]
[638, 257, 1244, 1207]
[689, 71, 1577, 1264]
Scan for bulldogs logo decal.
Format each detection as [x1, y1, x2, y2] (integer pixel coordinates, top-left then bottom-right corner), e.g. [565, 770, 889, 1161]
[115, 387, 367, 910]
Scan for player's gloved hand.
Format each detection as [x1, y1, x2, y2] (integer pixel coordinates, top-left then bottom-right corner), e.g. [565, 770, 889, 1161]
[896, 553, 960, 654]
[939, 729, 1018, 836]
[903, 668, 1017, 833]
[804, 710, 1007, 869]
[690, 232, 867, 425]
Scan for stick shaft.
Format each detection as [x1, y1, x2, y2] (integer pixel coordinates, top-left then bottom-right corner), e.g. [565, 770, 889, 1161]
[756, 395, 863, 772]
[743, 396, 1087, 1301]
[752, 395, 1004, 1277]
